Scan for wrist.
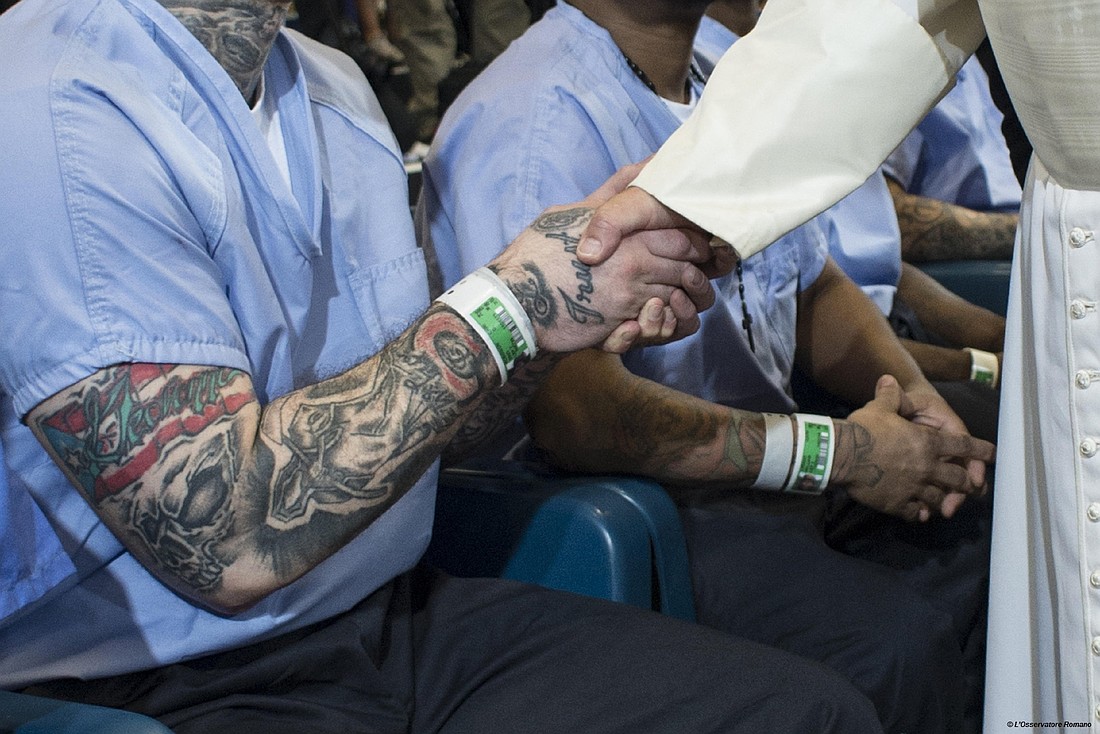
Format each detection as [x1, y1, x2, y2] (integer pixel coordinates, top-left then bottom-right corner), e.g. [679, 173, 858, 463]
[963, 347, 999, 389]
[435, 268, 538, 383]
[750, 413, 836, 495]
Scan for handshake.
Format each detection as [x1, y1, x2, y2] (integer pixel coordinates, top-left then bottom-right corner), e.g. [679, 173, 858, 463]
[483, 162, 737, 355]
[461, 161, 995, 524]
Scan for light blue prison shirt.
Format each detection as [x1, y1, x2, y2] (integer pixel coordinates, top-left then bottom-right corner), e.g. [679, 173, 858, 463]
[883, 56, 1022, 213]
[421, 6, 828, 414]
[0, 0, 435, 686]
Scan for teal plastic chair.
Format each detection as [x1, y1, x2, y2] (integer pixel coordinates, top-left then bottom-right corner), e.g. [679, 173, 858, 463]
[428, 459, 696, 621]
[0, 690, 172, 733]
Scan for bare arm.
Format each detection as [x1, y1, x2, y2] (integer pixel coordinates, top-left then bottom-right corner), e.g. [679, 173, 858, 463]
[893, 262, 1005, 382]
[26, 203, 713, 615]
[795, 258, 928, 406]
[526, 351, 993, 522]
[886, 177, 1018, 262]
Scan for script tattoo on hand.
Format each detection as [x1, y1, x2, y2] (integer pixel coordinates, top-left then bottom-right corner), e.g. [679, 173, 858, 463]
[521, 207, 607, 329]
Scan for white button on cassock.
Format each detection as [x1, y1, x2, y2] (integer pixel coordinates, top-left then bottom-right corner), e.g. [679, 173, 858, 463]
[1083, 438, 1099, 457]
[1089, 503, 1100, 522]
[1070, 227, 1094, 248]
[1072, 300, 1097, 319]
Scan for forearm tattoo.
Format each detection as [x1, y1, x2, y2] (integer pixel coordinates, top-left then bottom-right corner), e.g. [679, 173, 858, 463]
[444, 353, 564, 465]
[607, 385, 762, 484]
[32, 308, 497, 601]
[895, 195, 1018, 262]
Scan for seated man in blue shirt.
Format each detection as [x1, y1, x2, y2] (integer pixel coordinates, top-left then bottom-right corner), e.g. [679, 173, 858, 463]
[0, 0, 901, 732]
[420, 2, 995, 733]
[698, 4, 1007, 443]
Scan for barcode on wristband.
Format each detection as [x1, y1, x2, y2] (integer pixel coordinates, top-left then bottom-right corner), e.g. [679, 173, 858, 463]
[471, 296, 530, 369]
[785, 415, 834, 495]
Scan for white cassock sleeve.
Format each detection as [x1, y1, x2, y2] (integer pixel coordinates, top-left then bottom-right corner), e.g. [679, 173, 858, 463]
[632, 0, 986, 258]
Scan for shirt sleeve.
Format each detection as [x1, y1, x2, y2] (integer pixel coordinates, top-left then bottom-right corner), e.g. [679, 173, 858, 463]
[0, 66, 249, 418]
[632, 0, 985, 258]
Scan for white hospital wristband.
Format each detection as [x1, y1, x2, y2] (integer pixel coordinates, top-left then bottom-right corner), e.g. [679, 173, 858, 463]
[435, 268, 538, 383]
[783, 414, 836, 496]
[751, 413, 795, 490]
[964, 348, 999, 389]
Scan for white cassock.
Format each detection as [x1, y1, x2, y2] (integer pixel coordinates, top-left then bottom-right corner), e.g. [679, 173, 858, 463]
[635, 0, 1100, 728]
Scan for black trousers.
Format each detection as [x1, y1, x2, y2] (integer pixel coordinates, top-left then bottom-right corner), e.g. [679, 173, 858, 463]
[27, 564, 883, 734]
[679, 488, 991, 734]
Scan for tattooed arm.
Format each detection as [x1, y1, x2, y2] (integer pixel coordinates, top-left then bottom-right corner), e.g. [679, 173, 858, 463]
[885, 176, 1018, 262]
[525, 351, 993, 522]
[26, 203, 714, 614]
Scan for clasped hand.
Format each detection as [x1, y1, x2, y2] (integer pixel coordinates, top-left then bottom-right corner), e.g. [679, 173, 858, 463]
[843, 375, 995, 522]
[488, 163, 735, 354]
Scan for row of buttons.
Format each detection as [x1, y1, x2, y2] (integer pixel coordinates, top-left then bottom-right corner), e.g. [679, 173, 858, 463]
[1074, 224, 1100, 723]
[1070, 228, 1098, 470]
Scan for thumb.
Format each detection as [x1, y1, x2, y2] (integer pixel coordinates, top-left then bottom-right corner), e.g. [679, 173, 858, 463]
[871, 374, 903, 414]
[578, 187, 650, 266]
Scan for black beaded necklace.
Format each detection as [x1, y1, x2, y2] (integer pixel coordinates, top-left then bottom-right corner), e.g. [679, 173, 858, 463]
[621, 49, 756, 352]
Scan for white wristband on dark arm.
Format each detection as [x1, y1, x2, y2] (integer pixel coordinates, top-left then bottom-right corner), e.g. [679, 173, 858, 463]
[783, 414, 835, 496]
[751, 413, 795, 490]
[964, 348, 999, 389]
[435, 268, 538, 383]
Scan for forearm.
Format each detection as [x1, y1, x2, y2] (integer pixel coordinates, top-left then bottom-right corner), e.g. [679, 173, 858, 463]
[525, 351, 765, 487]
[898, 339, 972, 382]
[30, 304, 502, 614]
[887, 178, 1018, 262]
[442, 352, 564, 465]
[796, 260, 928, 406]
[896, 262, 1005, 351]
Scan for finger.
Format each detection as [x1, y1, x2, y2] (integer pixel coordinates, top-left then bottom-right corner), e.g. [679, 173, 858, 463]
[934, 431, 996, 465]
[871, 374, 903, 413]
[901, 500, 928, 523]
[579, 187, 693, 266]
[660, 306, 677, 340]
[966, 458, 990, 492]
[915, 483, 947, 514]
[940, 491, 968, 519]
[635, 298, 667, 341]
[629, 227, 716, 264]
[679, 265, 715, 312]
[929, 460, 972, 495]
[600, 321, 641, 354]
[667, 289, 701, 339]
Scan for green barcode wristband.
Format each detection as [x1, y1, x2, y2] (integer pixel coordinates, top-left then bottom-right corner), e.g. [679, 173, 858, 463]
[436, 268, 538, 383]
[783, 414, 835, 495]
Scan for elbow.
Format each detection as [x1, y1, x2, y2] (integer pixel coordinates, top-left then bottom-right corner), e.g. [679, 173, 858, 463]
[173, 568, 285, 617]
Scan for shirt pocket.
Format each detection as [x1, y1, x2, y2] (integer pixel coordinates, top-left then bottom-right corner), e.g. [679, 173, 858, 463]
[347, 249, 432, 348]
